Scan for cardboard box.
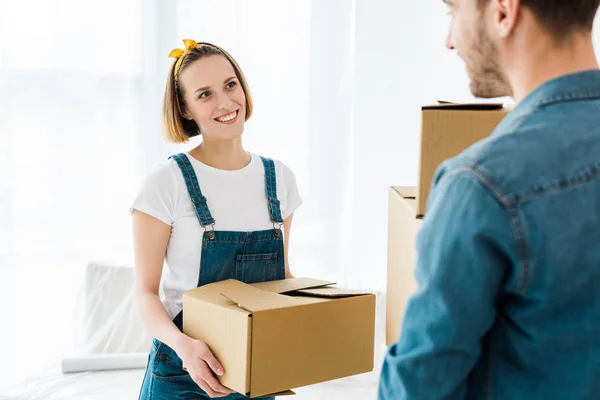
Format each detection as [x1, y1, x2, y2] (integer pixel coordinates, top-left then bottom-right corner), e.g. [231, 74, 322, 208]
[386, 186, 421, 346]
[417, 103, 509, 215]
[386, 103, 509, 346]
[183, 278, 376, 398]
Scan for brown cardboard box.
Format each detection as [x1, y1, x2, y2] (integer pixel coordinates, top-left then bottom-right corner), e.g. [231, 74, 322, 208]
[183, 278, 376, 398]
[386, 103, 509, 346]
[417, 103, 509, 216]
[386, 187, 421, 346]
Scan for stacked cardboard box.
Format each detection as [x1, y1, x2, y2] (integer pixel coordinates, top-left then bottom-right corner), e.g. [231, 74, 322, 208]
[386, 103, 509, 346]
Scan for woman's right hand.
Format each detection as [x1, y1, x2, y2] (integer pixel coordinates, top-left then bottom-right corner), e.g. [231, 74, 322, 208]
[175, 334, 235, 398]
[132, 211, 233, 398]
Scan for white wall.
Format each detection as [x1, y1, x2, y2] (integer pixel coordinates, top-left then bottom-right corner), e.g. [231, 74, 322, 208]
[305, 0, 356, 282]
[347, 1, 469, 290]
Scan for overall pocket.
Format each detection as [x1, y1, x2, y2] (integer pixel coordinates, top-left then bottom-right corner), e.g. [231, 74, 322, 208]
[236, 252, 278, 284]
[151, 340, 189, 381]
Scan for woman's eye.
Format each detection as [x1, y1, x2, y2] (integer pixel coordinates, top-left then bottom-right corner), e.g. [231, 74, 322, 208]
[199, 91, 211, 99]
[226, 81, 237, 89]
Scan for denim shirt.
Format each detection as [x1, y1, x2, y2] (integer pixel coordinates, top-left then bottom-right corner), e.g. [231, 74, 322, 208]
[379, 70, 600, 400]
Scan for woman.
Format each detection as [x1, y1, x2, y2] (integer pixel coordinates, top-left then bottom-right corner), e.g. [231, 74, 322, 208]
[132, 39, 302, 399]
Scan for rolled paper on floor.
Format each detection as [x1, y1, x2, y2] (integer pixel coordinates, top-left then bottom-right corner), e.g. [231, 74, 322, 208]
[61, 353, 149, 373]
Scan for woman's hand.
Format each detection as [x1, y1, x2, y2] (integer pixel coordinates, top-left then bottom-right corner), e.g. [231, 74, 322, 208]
[175, 335, 235, 398]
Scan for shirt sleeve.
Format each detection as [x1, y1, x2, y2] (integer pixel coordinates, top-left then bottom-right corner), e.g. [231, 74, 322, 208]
[379, 169, 517, 399]
[130, 165, 178, 226]
[277, 161, 303, 220]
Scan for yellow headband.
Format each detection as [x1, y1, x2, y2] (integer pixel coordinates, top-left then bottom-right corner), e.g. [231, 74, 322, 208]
[168, 39, 201, 80]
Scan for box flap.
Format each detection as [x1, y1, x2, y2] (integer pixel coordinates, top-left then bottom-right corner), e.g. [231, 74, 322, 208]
[218, 280, 305, 313]
[422, 102, 504, 110]
[392, 186, 416, 199]
[390, 186, 420, 219]
[250, 277, 335, 294]
[185, 282, 253, 316]
[293, 287, 372, 298]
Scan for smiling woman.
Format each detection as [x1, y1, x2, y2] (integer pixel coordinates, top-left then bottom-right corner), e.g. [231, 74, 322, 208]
[131, 40, 303, 400]
[162, 41, 254, 144]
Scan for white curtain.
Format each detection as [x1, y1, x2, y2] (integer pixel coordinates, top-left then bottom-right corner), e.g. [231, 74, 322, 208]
[0, 0, 356, 384]
[0, 0, 159, 384]
[2, 0, 600, 387]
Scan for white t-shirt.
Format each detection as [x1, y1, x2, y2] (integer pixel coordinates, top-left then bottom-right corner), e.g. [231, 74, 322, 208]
[130, 152, 302, 319]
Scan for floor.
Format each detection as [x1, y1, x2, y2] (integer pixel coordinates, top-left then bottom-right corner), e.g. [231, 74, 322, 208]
[0, 361, 384, 400]
[0, 262, 83, 387]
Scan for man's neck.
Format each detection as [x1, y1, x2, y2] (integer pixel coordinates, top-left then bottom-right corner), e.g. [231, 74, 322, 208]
[508, 32, 599, 102]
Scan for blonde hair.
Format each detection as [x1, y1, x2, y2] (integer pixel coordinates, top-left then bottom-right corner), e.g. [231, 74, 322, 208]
[162, 43, 254, 143]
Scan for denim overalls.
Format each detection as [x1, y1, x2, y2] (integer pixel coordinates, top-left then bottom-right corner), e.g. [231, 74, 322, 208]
[139, 153, 284, 400]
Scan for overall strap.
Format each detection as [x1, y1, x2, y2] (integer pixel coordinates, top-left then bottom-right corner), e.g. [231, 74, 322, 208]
[260, 157, 283, 224]
[169, 153, 215, 227]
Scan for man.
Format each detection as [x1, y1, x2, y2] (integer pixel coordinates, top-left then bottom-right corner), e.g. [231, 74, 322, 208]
[379, 1, 600, 399]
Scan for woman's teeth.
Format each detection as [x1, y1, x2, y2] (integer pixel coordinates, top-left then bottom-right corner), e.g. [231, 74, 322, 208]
[216, 111, 237, 122]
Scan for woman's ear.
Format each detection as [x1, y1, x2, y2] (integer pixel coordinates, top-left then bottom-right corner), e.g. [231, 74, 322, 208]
[180, 108, 192, 120]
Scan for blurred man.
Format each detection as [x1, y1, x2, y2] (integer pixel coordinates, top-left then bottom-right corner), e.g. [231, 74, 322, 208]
[380, 1, 600, 399]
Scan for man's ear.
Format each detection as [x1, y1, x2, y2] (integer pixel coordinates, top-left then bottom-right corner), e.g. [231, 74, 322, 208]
[491, 0, 520, 39]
